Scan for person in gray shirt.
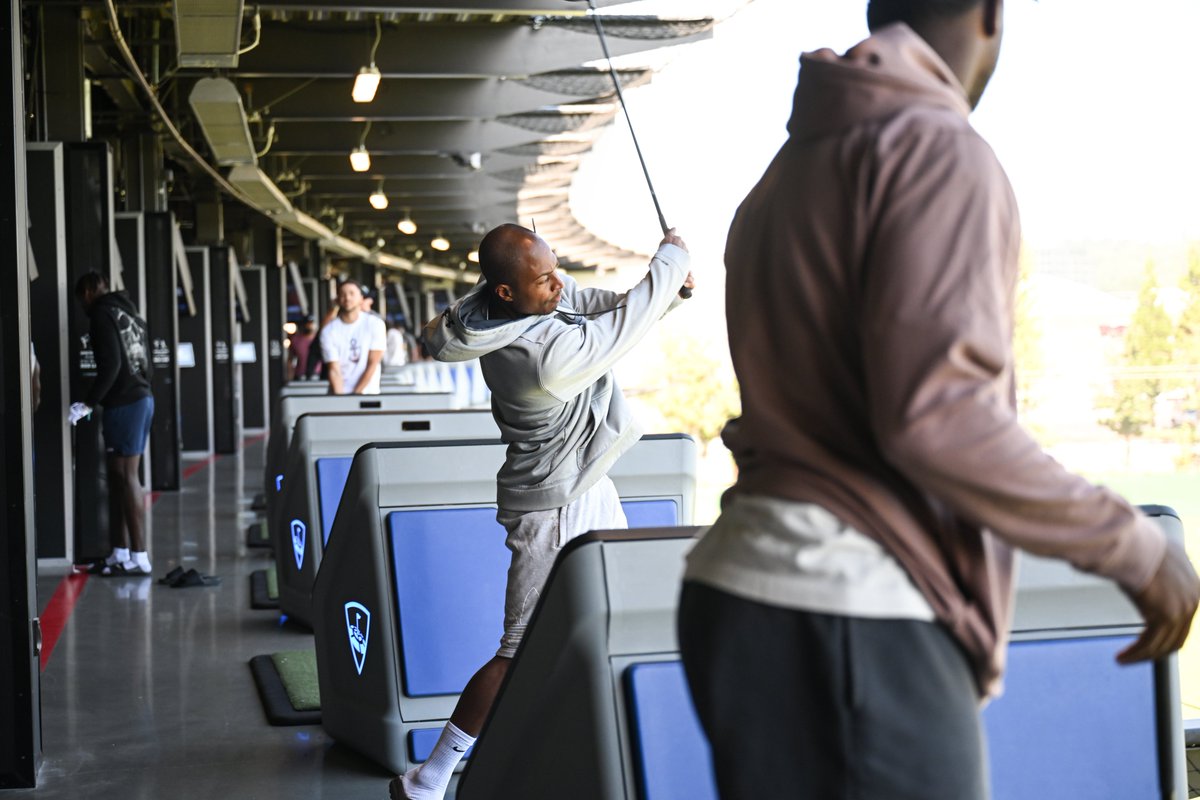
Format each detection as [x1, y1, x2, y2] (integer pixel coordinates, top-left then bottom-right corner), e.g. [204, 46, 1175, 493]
[393, 223, 691, 800]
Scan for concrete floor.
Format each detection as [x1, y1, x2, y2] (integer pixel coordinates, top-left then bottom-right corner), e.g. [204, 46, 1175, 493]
[18, 438, 397, 800]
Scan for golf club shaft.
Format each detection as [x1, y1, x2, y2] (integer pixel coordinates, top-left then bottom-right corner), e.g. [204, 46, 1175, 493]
[584, 0, 691, 298]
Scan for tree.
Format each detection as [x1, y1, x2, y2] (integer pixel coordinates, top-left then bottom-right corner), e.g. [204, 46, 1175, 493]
[1013, 246, 1043, 422]
[1097, 260, 1174, 465]
[642, 334, 740, 456]
[1173, 247, 1200, 467]
[1124, 259, 1175, 388]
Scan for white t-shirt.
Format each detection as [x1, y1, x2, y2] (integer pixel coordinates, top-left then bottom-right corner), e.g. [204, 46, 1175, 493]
[684, 495, 934, 622]
[319, 312, 386, 394]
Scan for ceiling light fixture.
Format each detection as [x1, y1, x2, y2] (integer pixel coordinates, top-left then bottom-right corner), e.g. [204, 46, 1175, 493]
[467, 249, 479, 263]
[396, 212, 417, 235]
[349, 120, 372, 172]
[431, 235, 450, 252]
[369, 179, 388, 210]
[352, 18, 383, 103]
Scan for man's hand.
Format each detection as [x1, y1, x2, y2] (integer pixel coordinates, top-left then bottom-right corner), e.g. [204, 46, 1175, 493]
[68, 402, 92, 426]
[661, 228, 688, 253]
[679, 271, 695, 299]
[1118, 538, 1200, 664]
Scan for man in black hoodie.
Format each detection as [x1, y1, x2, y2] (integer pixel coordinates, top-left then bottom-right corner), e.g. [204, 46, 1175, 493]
[72, 272, 155, 577]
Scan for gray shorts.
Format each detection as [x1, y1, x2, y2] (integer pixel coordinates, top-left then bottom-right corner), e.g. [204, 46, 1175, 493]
[495, 476, 627, 658]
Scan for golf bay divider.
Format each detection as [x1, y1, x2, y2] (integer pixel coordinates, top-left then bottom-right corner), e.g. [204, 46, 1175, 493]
[276, 409, 500, 628]
[279, 361, 488, 404]
[456, 506, 1187, 800]
[262, 391, 454, 536]
[311, 434, 696, 776]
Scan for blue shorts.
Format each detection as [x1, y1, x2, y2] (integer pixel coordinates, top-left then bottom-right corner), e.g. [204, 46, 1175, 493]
[102, 396, 154, 456]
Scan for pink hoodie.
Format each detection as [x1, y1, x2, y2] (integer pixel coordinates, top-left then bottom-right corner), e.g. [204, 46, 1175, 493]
[720, 24, 1166, 696]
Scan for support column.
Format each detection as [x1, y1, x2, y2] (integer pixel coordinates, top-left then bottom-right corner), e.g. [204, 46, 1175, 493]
[252, 219, 285, 422]
[0, 0, 40, 786]
[144, 212, 180, 489]
[38, 6, 86, 143]
[63, 142, 115, 561]
[209, 245, 239, 453]
[179, 248, 212, 453]
[26, 144, 74, 566]
[120, 131, 166, 214]
[239, 266, 268, 429]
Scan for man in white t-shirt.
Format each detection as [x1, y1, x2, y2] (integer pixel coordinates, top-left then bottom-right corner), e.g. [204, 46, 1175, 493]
[319, 280, 386, 395]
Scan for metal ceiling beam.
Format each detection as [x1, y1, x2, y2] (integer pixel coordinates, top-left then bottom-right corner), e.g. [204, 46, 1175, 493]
[236, 73, 644, 121]
[261, 152, 550, 179]
[228, 20, 712, 78]
[309, 188, 514, 206]
[265, 119, 598, 155]
[252, 0, 630, 11]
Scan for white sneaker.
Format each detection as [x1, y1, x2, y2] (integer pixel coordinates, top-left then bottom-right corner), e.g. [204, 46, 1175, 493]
[389, 767, 442, 800]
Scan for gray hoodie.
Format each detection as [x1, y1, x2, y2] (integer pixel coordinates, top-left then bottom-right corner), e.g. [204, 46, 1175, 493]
[424, 243, 689, 511]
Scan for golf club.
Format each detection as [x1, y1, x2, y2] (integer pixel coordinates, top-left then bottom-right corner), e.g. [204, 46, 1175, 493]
[567, 0, 692, 298]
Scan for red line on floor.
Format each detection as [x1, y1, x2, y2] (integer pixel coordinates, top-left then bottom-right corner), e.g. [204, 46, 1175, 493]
[39, 574, 89, 672]
[39, 430, 270, 672]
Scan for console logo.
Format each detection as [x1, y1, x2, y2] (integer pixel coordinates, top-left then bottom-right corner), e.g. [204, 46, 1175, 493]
[345, 601, 371, 676]
[290, 519, 306, 570]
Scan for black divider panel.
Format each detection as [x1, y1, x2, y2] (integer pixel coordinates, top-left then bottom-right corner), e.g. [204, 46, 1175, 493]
[64, 142, 113, 560]
[266, 264, 286, 429]
[209, 246, 238, 453]
[178, 248, 211, 452]
[144, 213, 179, 489]
[240, 267, 268, 429]
[26, 145, 73, 560]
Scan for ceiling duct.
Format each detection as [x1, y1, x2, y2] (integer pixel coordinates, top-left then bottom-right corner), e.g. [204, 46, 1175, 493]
[226, 164, 293, 214]
[188, 78, 256, 165]
[173, 0, 246, 68]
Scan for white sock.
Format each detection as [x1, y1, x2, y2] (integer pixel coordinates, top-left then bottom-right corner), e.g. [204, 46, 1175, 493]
[401, 722, 475, 799]
[132, 551, 151, 571]
[107, 547, 130, 566]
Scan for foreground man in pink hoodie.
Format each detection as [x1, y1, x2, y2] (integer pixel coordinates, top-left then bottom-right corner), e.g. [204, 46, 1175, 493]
[679, 1, 1200, 798]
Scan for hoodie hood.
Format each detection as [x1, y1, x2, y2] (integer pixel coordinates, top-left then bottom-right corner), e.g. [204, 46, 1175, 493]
[423, 274, 585, 363]
[788, 23, 970, 143]
[92, 290, 139, 317]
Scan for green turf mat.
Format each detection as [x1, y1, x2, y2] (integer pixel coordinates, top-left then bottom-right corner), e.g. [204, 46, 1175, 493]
[246, 520, 272, 549]
[271, 650, 320, 712]
[266, 562, 278, 600]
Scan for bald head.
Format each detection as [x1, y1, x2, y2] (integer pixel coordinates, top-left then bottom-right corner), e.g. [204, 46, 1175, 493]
[479, 224, 540, 289]
[477, 223, 564, 316]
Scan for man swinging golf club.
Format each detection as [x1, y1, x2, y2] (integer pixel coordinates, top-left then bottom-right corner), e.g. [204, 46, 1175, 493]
[390, 224, 692, 799]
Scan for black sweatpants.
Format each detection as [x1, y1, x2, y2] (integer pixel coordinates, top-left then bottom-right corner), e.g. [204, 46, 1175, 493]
[678, 581, 988, 800]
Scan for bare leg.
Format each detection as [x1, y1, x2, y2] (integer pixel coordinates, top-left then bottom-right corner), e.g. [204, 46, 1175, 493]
[116, 454, 145, 553]
[107, 456, 129, 551]
[448, 656, 510, 736]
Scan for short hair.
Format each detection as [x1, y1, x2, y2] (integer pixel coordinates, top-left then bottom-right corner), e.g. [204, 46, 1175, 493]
[336, 279, 363, 296]
[74, 271, 108, 298]
[478, 223, 537, 290]
[867, 0, 983, 30]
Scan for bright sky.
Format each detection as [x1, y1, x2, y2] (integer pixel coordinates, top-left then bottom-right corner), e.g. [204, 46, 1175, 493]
[571, 0, 1200, 273]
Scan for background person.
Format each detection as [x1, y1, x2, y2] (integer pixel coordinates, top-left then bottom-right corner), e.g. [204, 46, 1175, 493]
[319, 279, 385, 395]
[71, 271, 155, 577]
[286, 315, 318, 381]
[382, 319, 410, 374]
[392, 224, 693, 800]
[677, 2, 1200, 799]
